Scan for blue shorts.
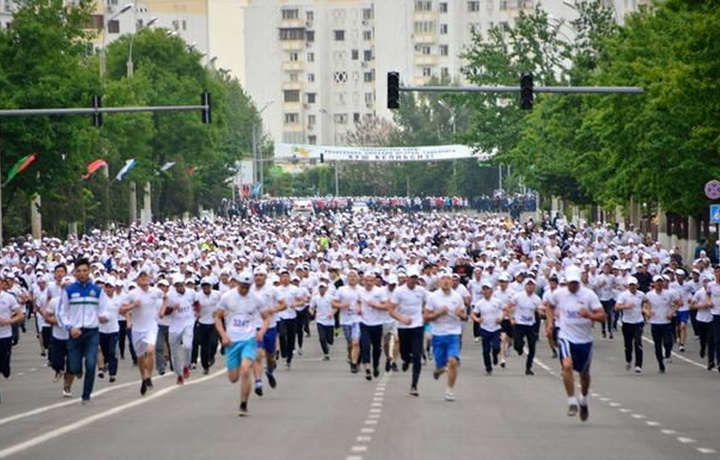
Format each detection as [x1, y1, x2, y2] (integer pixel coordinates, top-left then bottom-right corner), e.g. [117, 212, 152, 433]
[257, 327, 277, 354]
[226, 338, 257, 370]
[558, 339, 592, 374]
[432, 334, 461, 369]
[342, 323, 361, 342]
[677, 310, 689, 324]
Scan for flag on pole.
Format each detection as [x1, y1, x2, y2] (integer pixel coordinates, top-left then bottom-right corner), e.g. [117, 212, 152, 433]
[251, 183, 262, 197]
[82, 159, 108, 179]
[160, 161, 176, 172]
[115, 159, 137, 181]
[3, 153, 37, 186]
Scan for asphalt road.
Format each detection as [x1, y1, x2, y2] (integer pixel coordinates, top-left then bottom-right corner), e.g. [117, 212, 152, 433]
[0, 322, 718, 460]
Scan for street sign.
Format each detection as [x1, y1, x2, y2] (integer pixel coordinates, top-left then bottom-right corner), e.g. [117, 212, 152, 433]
[711, 205, 720, 224]
[705, 180, 720, 200]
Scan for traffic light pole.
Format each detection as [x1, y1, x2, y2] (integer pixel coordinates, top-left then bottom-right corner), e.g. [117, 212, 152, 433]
[396, 85, 644, 94]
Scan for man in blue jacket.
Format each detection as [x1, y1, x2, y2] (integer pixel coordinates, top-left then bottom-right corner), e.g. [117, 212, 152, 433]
[58, 258, 107, 404]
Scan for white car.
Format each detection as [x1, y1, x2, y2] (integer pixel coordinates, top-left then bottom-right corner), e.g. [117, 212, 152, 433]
[290, 200, 315, 218]
[351, 201, 370, 213]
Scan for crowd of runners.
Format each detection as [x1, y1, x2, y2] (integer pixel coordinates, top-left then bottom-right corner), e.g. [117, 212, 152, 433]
[1, 209, 719, 418]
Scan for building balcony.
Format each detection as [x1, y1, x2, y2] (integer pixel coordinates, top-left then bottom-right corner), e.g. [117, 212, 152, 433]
[413, 11, 438, 21]
[414, 55, 438, 66]
[279, 18, 306, 29]
[281, 40, 305, 51]
[414, 75, 432, 86]
[414, 33, 438, 44]
[282, 61, 305, 72]
[282, 81, 303, 91]
[283, 101, 303, 112]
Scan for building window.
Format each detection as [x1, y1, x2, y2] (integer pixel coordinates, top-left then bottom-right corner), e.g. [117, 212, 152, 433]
[468, 1, 480, 12]
[333, 71, 348, 83]
[363, 50, 373, 61]
[306, 11, 314, 22]
[500, 0, 508, 11]
[308, 114, 317, 125]
[283, 132, 305, 143]
[289, 52, 299, 61]
[363, 71, 374, 83]
[440, 23, 448, 34]
[305, 30, 315, 42]
[283, 90, 300, 103]
[282, 8, 299, 20]
[333, 113, 348, 124]
[279, 28, 305, 41]
[362, 8, 373, 20]
[364, 92, 374, 105]
[308, 135, 317, 145]
[363, 30, 372, 41]
[107, 19, 120, 34]
[307, 93, 317, 104]
[415, 1, 432, 11]
[422, 67, 432, 77]
[439, 2, 448, 12]
[441, 67, 449, 78]
[351, 49, 359, 60]
[182, 20, 187, 30]
[334, 30, 345, 41]
[289, 73, 299, 82]
[413, 21, 436, 34]
[308, 73, 315, 82]
[420, 46, 431, 55]
[284, 113, 300, 124]
[307, 52, 314, 62]
[353, 113, 361, 123]
[440, 44, 449, 56]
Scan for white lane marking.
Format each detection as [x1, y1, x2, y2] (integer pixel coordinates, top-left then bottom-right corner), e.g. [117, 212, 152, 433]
[29, 368, 38, 372]
[351, 446, 367, 453]
[0, 370, 223, 459]
[368, 414, 380, 419]
[17, 373, 25, 376]
[619, 409, 631, 413]
[372, 397, 383, 402]
[0, 373, 172, 427]
[641, 336, 705, 369]
[609, 402, 621, 407]
[369, 408, 382, 414]
[696, 448, 716, 454]
[661, 429, 677, 435]
[631, 414, 646, 419]
[646, 421, 661, 427]
[600, 397, 610, 402]
[371, 402, 382, 407]
[364, 420, 378, 425]
[591, 393, 600, 397]
[677, 437, 696, 444]
[373, 392, 384, 396]
[533, 357, 553, 373]
[356, 436, 372, 442]
[346, 456, 363, 460]
[360, 428, 375, 434]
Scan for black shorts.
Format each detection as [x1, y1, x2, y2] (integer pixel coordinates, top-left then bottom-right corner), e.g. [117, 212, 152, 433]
[501, 319, 514, 338]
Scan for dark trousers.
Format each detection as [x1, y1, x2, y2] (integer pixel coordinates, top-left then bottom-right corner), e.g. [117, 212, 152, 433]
[360, 324, 383, 370]
[11, 323, 19, 346]
[191, 321, 201, 365]
[651, 323, 673, 371]
[197, 323, 218, 370]
[472, 321, 481, 338]
[295, 309, 309, 349]
[398, 327, 423, 388]
[480, 328, 501, 372]
[278, 319, 296, 364]
[125, 326, 138, 363]
[118, 321, 136, 362]
[621, 322, 643, 368]
[697, 321, 715, 367]
[601, 300, 616, 334]
[513, 324, 537, 370]
[712, 316, 720, 367]
[99, 332, 119, 376]
[317, 323, 335, 355]
[156, 325, 170, 373]
[0, 336, 12, 378]
[67, 328, 100, 401]
[49, 336, 68, 374]
[41, 326, 52, 352]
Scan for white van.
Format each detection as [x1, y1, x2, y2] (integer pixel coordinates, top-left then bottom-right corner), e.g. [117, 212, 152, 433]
[290, 200, 315, 218]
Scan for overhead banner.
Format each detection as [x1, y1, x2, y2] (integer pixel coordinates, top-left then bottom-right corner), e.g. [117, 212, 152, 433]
[274, 143, 496, 163]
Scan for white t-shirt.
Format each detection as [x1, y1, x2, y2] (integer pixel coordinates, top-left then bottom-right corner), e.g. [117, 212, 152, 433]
[692, 288, 713, 323]
[392, 285, 427, 329]
[645, 289, 676, 325]
[708, 281, 720, 316]
[197, 290, 222, 325]
[508, 291, 541, 326]
[549, 286, 603, 344]
[472, 296, 503, 333]
[670, 281, 693, 312]
[425, 289, 465, 336]
[166, 289, 197, 334]
[98, 293, 121, 334]
[294, 285, 310, 312]
[0, 291, 21, 339]
[359, 287, 389, 326]
[126, 287, 163, 332]
[596, 273, 616, 301]
[276, 285, 300, 320]
[251, 284, 279, 328]
[334, 285, 362, 325]
[616, 290, 645, 324]
[218, 288, 263, 342]
[46, 297, 68, 340]
[311, 292, 335, 327]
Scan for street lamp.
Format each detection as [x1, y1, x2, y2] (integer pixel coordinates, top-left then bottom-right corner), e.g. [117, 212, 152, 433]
[166, 30, 178, 37]
[127, 16, 158, 78]
[437, 100, 458, 192]
[252, 100, 275, 198]
[319, 109, 340, 196]
[99, 3, 133, 78]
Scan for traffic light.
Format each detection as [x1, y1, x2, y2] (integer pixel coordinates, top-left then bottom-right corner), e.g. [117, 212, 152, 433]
[320, 153, 325, 163]
[520, 73, 534, 110]
[92, 95, 102, 127]
[387, 72, 400, 109]
[201, 91, 212, 124]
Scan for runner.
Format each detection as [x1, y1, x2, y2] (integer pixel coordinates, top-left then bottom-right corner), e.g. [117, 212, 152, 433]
[215, 272, 270, 417]
[276, 269, 302, 369]
[163, 274, 198, 385]
[614, 276, 645, 373]
[382, 274, 400, 373]
[311, 281, 335, 361]
[196, 277, 221, 375]
[0, 273, 23, 403]
[389, 267, 427, 396]
[98, 277, 122, 383]
[424, 268, 466, 401]
[643, 275, 681, 373]
[546, 266, 605, 421]
[505, 277, 541, 375]
[251, 266, 285, 394]
[690, 275, 714, 370]
[470, 280, 503, 375]
[332, 270, 362, 374]
[359, 272, 389, 381]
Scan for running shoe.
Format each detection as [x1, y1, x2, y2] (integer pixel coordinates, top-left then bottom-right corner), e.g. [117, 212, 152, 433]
[365, 369, 372, 381]
[266, 370, 277, 389]
[444, 391, 455, 402]
[254, 381, 263, 397]
[579, 404, 589, 422]
[62, 387, 72, 399]
[183, 366, 191, 379]
[567, 404, 579, 417]
[238, 402, 249, 417]
[410, 387, 419, 397]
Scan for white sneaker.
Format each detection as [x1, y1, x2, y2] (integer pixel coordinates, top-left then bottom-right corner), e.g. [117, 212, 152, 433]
[634, 366, 642, 373]
[62, 388, 72, 399]
[444, 390, 456, 402]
